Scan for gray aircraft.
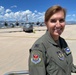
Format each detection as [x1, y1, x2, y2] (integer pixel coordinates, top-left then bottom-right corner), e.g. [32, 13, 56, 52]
[23, 23, 33, 33]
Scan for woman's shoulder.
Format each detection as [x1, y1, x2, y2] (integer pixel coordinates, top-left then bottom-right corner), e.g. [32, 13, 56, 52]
[30, 34, 46, 51]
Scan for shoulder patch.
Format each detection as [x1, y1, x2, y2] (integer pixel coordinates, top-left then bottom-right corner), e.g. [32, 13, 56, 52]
[30, 50, 44, 66]
[31, 54, 41, 64]
[64, 47, 71, 55]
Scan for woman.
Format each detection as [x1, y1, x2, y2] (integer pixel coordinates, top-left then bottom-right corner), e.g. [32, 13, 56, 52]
[29, 5, 76, 75]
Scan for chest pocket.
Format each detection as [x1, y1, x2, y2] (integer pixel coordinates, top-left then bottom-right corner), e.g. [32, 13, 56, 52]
[46, 46, 68, 73]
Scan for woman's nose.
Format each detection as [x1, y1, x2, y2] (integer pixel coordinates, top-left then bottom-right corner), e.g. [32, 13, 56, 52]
[56, 20, 61, 27]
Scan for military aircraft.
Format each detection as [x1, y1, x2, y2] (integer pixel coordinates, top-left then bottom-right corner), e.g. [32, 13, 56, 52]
[23, 23, 33, 32]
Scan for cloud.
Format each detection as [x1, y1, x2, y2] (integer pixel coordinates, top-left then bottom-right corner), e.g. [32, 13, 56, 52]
[0, 6, 5, 14]
[1, 6, 76, 22]
[0, 6, 45, 22]
[11, 5, 17, 8]
[66, 14, 76, 21]
[66, 15, 71, 17]
[67, 14, 76, 17]
[34, 10, 37, 13]
[6, 9, 11, 13]
[72, 14, 76, 17]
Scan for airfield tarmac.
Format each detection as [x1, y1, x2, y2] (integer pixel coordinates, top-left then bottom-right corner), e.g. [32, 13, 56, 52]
[0, 25, 76, 75]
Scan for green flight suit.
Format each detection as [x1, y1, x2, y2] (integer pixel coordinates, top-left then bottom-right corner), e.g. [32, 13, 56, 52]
[29, 31, 76, 75]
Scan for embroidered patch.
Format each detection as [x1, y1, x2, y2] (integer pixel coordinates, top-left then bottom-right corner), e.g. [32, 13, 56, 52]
[31, 54, 41, 64]
[57, 51, 64, 60]
[64, 47, 71, 55]
[34, 44, 39, 48]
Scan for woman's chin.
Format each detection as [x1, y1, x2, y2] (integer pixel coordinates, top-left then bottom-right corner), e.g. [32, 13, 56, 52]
[54, 33, 61, 36]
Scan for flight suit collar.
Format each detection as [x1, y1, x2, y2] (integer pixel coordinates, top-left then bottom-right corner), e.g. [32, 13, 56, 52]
[45, 30, 59, 46]
[45, 31, 69, 73]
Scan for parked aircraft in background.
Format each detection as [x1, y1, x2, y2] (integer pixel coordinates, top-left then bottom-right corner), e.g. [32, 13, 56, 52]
[23, 23, 33, 32]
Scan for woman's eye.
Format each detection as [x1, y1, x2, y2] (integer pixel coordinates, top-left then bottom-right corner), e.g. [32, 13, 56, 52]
[59, 19, 65, 23]
[50, 19, 57, 23]
[50, 18, 65, 23]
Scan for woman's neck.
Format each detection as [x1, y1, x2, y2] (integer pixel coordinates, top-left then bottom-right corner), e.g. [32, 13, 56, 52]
[51, 35, 59, 41]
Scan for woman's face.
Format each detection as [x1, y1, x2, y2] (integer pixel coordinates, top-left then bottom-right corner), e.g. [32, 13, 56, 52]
[46, 11, 65, 38]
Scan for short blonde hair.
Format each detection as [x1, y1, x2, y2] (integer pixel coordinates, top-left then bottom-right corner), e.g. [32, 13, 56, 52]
[45, 5, 66, 22]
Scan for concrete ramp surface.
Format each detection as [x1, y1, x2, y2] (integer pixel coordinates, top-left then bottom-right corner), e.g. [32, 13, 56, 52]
[0, 25, 76, 75]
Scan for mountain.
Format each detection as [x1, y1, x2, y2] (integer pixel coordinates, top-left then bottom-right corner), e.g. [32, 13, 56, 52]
[66, 21, 76, 25]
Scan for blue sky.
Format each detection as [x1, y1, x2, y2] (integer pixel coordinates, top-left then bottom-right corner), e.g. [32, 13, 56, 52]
[0, 0, 76, 22]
